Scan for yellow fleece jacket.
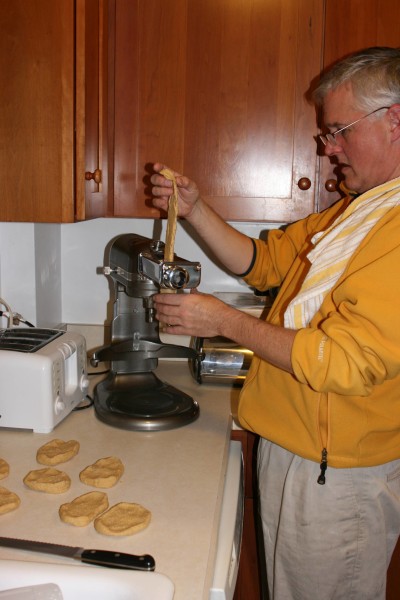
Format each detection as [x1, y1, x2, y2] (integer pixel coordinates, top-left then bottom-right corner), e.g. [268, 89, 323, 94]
[238, 178, 400, 468]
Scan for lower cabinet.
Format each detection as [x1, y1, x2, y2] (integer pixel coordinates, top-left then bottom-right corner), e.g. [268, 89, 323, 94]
[231, 430, 263, 599]
[387, 537, 400, 599]
[231, 429, 400, 600]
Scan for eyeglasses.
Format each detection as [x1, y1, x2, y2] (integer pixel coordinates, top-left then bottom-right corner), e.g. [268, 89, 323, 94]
[319, 106, 390, 146]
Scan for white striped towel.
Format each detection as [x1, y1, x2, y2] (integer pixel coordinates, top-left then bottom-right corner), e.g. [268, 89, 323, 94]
[284, 179, 400, 329]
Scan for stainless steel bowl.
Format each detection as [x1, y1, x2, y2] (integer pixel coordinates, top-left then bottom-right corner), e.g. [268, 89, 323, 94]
[190, 336, 253, 386]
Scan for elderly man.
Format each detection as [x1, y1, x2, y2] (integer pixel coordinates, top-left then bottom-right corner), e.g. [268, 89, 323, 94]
[151, 47, 400, 599]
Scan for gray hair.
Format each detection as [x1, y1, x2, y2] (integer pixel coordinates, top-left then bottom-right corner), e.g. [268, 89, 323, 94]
[313, 47, 400, 112]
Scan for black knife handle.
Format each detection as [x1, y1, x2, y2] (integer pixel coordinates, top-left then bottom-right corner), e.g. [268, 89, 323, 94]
[80, 549, 155, 571]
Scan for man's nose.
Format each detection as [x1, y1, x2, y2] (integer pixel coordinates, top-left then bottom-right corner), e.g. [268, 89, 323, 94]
[324, 138, 342, 156]
[324, 144, 335, 157]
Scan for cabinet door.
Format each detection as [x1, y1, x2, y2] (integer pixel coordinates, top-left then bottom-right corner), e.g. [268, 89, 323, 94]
[231, 430, 263, 600]
[76, 0, 113, 220]
[318, 0, 400, 211]
[0, 0, 110, 223]
[113, 0, 323, 222]
[0, 0, 75, 222]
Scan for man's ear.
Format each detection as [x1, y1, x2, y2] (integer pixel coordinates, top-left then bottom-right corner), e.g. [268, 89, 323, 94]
[388, 104, 400, 142]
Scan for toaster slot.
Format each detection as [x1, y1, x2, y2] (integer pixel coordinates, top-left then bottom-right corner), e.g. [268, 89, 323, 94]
[0, 328, 63, 352]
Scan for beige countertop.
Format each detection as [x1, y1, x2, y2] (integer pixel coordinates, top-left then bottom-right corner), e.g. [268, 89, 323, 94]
[0, 361, 240, 600]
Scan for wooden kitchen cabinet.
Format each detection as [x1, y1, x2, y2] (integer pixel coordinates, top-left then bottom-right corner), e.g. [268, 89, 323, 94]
[2, 0, 400, 226]
[112, 0, 400, 221]
[318, 0, 400, 211]
[231, 429, 264, 600]
[0, 0, 111, 222]
[0, 0, 324, 224]
[387, 538, 400, 600]
[76, 0, 114, 220]
[112, 0, 324, 222]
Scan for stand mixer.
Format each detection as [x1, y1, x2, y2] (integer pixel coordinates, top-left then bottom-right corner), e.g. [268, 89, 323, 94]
[90, 233, 201, 431]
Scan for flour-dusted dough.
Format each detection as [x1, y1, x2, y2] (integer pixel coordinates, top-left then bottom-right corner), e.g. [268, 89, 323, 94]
[160, 168, 178, 262]
[36, 439, 80, 466]
[94, 502, 151, 536]
[0, 486, 20, 514]
[23, 468, 71, 493]
[0, 458, 9, 480]
[59, 491, 109, 527]
[79, 456, 124, 488]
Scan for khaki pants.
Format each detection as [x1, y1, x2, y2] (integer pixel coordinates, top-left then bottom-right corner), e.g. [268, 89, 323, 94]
[258, 438, 400, 600]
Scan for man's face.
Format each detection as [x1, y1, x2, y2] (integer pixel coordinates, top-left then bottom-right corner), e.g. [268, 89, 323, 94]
[322, 83, 396, 193]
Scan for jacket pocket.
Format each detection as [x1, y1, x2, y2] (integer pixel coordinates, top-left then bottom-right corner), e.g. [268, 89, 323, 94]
[387, 462, 400, 483]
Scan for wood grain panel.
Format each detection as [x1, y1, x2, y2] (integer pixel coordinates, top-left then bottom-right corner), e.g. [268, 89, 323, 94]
[113, 0, 187, 217]
[231, 430, 262, 600]
[185, 0, 295, 199]
[138, 0, 187, 172]
[183, 0, 323, 221]
[113, 0, 140, 216]
[113, 0, 323, 222]
[77, 0, 113, 220]
[387, 535, 400, 600]
[0, 0, 74, 222]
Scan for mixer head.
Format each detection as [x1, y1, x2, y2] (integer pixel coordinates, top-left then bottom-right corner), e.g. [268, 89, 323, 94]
[104, 234, 201, 296]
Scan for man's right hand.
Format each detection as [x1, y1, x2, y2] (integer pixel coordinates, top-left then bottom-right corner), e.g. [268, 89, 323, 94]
[150, 162, 201, 220]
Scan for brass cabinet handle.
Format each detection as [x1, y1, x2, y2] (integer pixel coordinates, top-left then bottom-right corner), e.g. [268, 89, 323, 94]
[85, 168, 102, 184]
[325, 178, 337, 192]
[297, 177, 311, 190]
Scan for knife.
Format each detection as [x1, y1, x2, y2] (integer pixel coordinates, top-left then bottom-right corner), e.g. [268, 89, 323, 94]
[0, 536, 155, 571]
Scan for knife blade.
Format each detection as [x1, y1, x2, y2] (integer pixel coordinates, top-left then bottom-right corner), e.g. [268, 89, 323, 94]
[0, 536, 155, 571]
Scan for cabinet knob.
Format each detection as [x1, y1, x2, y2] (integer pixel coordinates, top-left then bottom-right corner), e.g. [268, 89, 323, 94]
[325, 178, 337, 192]
[297, 177, 311, 190]
[85, 168, 102, 184]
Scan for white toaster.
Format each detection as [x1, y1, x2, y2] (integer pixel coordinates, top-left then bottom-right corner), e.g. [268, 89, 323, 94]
[0, 328, 89, 433]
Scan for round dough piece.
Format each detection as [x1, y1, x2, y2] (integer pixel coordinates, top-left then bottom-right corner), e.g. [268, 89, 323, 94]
[0, 486, 21, 515]
[36, 439, 80, 466]
[79, 457, 124, 489]
[23, 468, 71, 494]
[0, 458, 9, 480]
[94, 502, 151, 536]
[59, 491, 109, 527]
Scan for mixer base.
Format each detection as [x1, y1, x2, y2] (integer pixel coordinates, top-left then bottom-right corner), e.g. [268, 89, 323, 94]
[93, 372, 200, 431]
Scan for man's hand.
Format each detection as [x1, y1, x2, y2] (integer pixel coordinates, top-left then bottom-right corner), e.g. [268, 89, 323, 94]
[151, 163, 201, 220]
[154, 289, 229, 338]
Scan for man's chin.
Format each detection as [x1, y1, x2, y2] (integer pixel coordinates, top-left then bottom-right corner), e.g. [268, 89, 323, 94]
[341, 168, 361, 193]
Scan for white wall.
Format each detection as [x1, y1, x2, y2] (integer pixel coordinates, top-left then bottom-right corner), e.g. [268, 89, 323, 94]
[0, 218, 279, 328]
[35, 223, 62, 327]
[0, 223, 37, 326]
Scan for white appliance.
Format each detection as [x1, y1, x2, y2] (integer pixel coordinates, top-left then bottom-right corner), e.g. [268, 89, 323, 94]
[0, 328, 88, 433]
[0, 562, 174, 600]
[210, 440, 244, 600]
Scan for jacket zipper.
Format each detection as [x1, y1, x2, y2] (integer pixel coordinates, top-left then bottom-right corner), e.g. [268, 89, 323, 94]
[317, 447, 328, 485]
[317, 393, 329, 485]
